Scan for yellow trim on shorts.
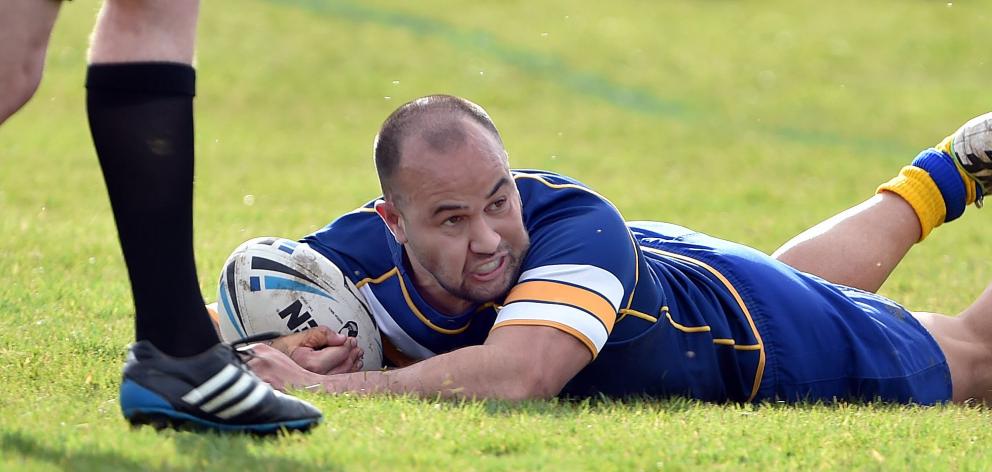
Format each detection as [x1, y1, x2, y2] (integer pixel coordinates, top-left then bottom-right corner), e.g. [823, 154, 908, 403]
[620, 305, 764, 352]
[641, 246, 766, 402]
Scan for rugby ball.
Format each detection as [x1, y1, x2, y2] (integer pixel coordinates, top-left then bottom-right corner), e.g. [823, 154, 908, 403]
[215, 237, 383, 370]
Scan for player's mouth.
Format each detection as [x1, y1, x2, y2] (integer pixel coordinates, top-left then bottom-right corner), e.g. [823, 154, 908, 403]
[469, 255, 507, 282]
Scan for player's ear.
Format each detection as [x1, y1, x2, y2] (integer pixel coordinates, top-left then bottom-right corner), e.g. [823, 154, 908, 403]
[374, 199, 407, 244]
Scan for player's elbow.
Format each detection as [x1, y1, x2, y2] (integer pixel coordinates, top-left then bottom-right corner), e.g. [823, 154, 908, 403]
[503, 364, 566, 401]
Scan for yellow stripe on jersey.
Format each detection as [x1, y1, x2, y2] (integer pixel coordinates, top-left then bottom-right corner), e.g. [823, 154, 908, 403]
[492, 319, 598, 359]
[624, 233, 641, 311]
[355, 267, 400, 288]
[640, 246, 766, 402]
[505, 280, 618, 331]
[476, 301, 501, 312]
[356, 266, 472, 335]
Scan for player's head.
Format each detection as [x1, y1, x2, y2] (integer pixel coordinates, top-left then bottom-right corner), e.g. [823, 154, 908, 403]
[372, 95, 529, 311]
[373, 95, 505, 199]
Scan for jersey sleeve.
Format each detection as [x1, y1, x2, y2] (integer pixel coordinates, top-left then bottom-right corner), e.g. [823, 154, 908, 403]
[493, 189, 636, 359]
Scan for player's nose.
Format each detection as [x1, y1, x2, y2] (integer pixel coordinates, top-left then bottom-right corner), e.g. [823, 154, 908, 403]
[468, 217, 500, 254]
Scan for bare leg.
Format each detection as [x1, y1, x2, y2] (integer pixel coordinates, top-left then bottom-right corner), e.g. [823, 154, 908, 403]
[912, 284, 992, 403]
[0, 0, 61, 124]
[89, 0, 199, 65]
[772, 192, 920, 292]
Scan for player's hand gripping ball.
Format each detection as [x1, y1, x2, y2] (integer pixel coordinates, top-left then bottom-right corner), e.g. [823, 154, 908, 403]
[216, 237, 383, 370]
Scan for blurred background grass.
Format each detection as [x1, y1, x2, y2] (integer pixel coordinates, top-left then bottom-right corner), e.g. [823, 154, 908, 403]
[1, 0, 991, 469]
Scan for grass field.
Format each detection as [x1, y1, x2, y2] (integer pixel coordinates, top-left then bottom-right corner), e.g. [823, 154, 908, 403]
[2, 0, 992, 469]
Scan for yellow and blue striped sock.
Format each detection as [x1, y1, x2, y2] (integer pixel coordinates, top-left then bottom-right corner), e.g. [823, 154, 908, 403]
[877, 148, 977, 241]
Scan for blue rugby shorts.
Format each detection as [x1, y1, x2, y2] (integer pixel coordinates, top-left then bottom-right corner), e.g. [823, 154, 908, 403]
[638, 222, 952, 404]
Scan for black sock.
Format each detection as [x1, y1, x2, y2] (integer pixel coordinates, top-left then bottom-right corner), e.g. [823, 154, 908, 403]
[86, 62, 219, 357]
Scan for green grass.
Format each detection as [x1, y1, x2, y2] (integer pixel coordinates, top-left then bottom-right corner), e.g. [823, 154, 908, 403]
[3, 0, 992, 469]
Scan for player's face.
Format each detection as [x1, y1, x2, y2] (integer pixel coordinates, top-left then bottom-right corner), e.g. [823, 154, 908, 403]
[383, 122, 530, 313]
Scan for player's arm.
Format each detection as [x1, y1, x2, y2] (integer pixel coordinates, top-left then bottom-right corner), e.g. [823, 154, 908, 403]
[249, 323, 592, 399]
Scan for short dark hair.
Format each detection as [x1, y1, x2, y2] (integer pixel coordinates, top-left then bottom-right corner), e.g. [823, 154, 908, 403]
[373, 95, 503, 198]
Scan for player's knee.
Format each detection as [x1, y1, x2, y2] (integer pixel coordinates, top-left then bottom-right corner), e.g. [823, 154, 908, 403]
[89, 0, 199, 64]
[965, 322, 992, 400]
[97, 0, 199, 25]
[944, 322, 992, 402]
[0, 58, 45, 123]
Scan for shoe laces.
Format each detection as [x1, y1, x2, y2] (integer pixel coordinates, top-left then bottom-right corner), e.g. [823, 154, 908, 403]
[229, 331, 285, 365]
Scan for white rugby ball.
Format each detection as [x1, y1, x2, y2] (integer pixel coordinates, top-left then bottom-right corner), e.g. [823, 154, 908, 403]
[216, 237, 383, 370]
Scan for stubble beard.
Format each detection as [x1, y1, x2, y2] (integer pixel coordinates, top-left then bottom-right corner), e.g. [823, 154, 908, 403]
[444, 240, 529, 305]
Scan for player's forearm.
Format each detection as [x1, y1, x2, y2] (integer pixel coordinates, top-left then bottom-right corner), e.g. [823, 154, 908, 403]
[319, 344, 554, 400]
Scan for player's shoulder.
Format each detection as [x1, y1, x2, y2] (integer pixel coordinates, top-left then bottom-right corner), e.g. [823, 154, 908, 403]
[501, 171, 634, 358]
[512, 169, 596, 194]
[308, 199, 382, 239]
[300, 199, 395, 280]
[514, 168, 619, 213]
[513, 169, 625, 230]
[514, 169, 635, 273]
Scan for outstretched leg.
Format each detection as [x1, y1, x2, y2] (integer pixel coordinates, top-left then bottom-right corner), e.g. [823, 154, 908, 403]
[913, 285, 992, 403]
[774, 113, 991, 292]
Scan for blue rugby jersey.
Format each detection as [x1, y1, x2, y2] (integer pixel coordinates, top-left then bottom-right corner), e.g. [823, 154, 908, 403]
[301, 169, 768, 400]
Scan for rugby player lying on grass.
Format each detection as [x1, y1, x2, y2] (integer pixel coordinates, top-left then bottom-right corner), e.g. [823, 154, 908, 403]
[240, 95, 992, 404]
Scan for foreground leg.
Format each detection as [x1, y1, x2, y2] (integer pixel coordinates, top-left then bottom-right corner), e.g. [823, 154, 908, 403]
[0, 0, 60, 124]
[88, 0, 321, 432]
[913, 284, 992, 403]
[87, 0, 216, 357]
[774, 113, 992, 292]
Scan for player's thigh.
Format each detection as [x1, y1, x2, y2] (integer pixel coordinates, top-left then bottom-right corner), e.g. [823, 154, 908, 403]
[89, 0, 200, 64]
[0, 0, 61, 116]
[910, 311, 991, 403]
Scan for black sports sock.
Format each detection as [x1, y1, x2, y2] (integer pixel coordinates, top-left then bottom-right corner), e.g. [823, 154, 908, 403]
[86, 62, 219, 357]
